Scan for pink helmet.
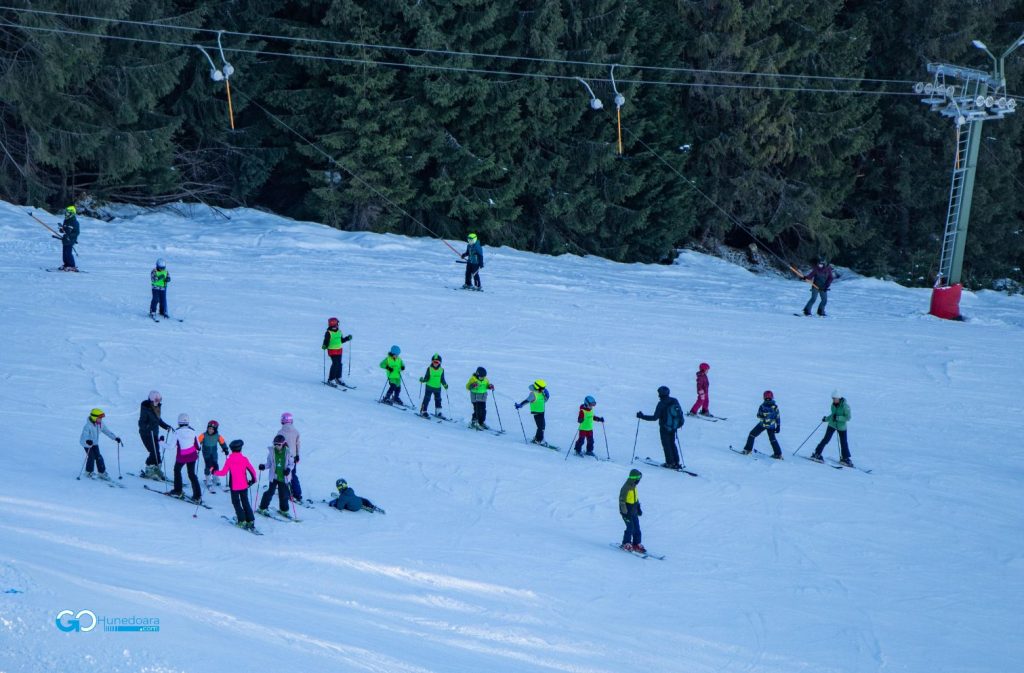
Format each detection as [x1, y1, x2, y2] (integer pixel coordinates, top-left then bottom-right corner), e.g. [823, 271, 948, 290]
[280, 412, 294, 425]
[699, 362, 710, 372]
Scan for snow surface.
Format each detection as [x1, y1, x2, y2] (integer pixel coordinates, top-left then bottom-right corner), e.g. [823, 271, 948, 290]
[0, 200, 1021, 673]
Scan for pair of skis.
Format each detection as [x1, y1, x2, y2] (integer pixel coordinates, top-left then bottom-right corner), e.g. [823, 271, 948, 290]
[687, 413, 727, 422]
[609, 543, 665, 560]
[323, 380, 357, 391]
[221, 515, 264, 535]
[640, 457, 699, 477]
[149, 313, 183, 323]
[142, 484, 212, 509]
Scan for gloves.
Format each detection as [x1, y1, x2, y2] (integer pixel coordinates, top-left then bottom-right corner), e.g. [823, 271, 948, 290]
[461, 252, 467, 259]
[52, 234, 61, 240]
[822, 416, 829, 422]
[294, 455, 300, 464]
[419, 377, 425, 383]
[247, 478, 256, 487]
[443, 383, 448, 390]
[222, 448, 229, 456]
[386, 366, 394, 373]
[776, 425, 782, 434]
[637, 505, 643, 517]
[258, 464, 266, 471]
[595, 417, 604, 423]
[284, 468, 291, 476]
[114, 437, 121, 443]
[321, 345, 327, 350]
[343, 335, 352, 343]
[488, 384, 494, 390]
[636, 411, 644, 419]
[85, 440, 94, 447]
[159, 435, 165, 442]
[514, 403, 523, 410]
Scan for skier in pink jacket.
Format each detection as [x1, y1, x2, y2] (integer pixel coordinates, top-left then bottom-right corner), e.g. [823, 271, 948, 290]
[169, 413, 202, 503]
[215, 439, 258, 529]
[688, 363, 711, 416]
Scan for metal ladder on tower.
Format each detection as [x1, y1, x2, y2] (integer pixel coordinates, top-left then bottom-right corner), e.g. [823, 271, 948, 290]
[936, 122, 973, 284]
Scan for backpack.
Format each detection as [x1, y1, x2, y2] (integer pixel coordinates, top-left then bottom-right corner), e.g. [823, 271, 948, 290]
[664, 399, 684, 431]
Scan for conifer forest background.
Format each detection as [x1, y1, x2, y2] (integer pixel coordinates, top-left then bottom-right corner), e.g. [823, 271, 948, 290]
[1, 1, 1022, 288]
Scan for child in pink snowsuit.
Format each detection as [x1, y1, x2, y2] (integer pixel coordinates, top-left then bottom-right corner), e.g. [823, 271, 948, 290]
[214, 439, 258, 528]
[689, 363, 711, 416]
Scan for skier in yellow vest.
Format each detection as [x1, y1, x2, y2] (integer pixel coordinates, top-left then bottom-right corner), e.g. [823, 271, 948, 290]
[618, 469, 645, 553]
[466, 367, 494, 430]
[321, 316, 353, 387]
[149, 258, 170, 318]
[418, 353, 449, 418]
[379, 345, 406, 405]
[573, 395, 604, 456]
[515, 379, 550, 445]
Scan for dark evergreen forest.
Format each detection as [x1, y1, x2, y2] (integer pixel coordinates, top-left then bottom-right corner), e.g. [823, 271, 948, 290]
[1, 1, 1022, 287]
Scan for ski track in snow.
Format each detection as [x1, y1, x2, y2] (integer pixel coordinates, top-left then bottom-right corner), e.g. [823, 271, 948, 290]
[0, 201, 1022, 672]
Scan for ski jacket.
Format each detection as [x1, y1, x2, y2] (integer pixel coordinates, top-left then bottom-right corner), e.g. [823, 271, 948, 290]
[379, 355, 405, 384]
[80, 419, 116, 448]
[419, 364, 447, 390]
[463, 240, 484, 266]
[330, 486, 365, 512]
[825, 398, 851, 431]
[277, 424, 301, 459]
[804, 264, 833, 290]
[322, 327, 351, 356]
[618, 480, 640, 515]
[577, 406, 604, 431]
[640, 395, 684, 432]
[466, 375, 493, 402]
[172, 426, 200, 464]
[264, 444, 293, 482]
[138, 400, 172, 437]
[695, 370, 709, 395]
[60, 216, 80, 246]
[756, 400, 780, 431]
[199, 432, 228, 457]
[214, 452, 257, 492]
[151, 268, 170, 289]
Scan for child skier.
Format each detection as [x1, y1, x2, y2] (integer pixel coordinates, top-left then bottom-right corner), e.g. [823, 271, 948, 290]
[199, 420, 229, 489]
[321, 316, 353, 387]
[811, 390, 853, 466]
[257, 435, 293, 516]
[573, 396, 604, 456]
[138, 390, 172, 480]
[515, 379, 549, 444]
[169, 413, 202, 503]
[460, 232, 484, 290]
[149, 258, 170, 318]
[466, 366, 494, 430]
[688, 362, 711, 416]
[327, 477, 383, 513]
[741, 391, 783, 459]
[277, 412, 302, 502]
[214, 439, 258, 529]
[379, 345, 406, 405]
[56, 205, 80, 271]
[618, 469, 645, 553]
[79, 408, 120, 480]
[418, 353, 449, 418]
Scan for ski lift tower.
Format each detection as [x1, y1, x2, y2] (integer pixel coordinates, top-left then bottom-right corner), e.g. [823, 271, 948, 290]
[915, 32, 1024, 320]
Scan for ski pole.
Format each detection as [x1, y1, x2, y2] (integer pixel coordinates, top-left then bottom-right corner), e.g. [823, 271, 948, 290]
[347, 340, 352, 379]
[601, 422, 611, 460]
[491, 394, 504, 432]
[515, 405, 529, 444]
[252, 467, 263, 513]
[116, 438, 123, 479]
[792, 421, 823, 456]
[75, 448, 89, 480]
[323, 349, 327, 383]
[563, 431, 579, 461]
[444, 387, 451, 412]
[378, 378, 389, 402]
[675, 432, 687, 468]
[400, 371, 413, 406]
[630, 419, 640, 464]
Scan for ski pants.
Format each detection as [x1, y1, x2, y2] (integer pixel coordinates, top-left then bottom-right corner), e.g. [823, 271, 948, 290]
[804, 288, 828, 315]
[574, 430, 595, 454]
[420, 387, 442, 413]
[83, 444, 106, 474]
[532, 412, 545, 442]
[62, 243, 76, 269]
[743, 425, 782, 456]
[471, 400, 487, 425]
[328, 353, 342, 381]
[260, 479, 291, 512]
[229, 487, 254, 523]
[150, 287, 167, 315]
[814, 427, 850, 461]
[690, 390, 709, 415]
[621, 503, 641, 546]
[383, 382, 402, 404]
[290, 466, 302, 501]
[464, 263, 481, 288]
[202, 449, 220, 476]
[173, 461, 201, 500]
[330, 495, 375, 512]
[141, 431, 162, 466]
[660, 427, 680, 467]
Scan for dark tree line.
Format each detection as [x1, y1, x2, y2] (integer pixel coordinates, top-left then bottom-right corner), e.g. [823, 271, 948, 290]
[1, 1, 1021, 287]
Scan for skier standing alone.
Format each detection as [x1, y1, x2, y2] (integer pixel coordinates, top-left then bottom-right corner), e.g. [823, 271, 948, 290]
[741, 391, 783, 459]
[379, 345, 406, 405]
[802, 258, 834, 316]
[460, 232, 484, 290]
[56, 205, 80, 271]
[149, 258, 170, 318]
[138, 390, 172, 479]
[810, 390, 854, 466]
[418, 353, 449, 418]
[688, 363, 711, 416]
[515, 380, 549, 445]
[79, 408, 120, 480]
[637, 386, 685, 470]
[618, 469, 645, 553]
[321, 316, 352, 387]
[573, 396, 604, 456]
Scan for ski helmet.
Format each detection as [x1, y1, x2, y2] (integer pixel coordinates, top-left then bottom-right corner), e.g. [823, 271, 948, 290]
[156, 258, 166, 269]
[431, 353, 442, 363]
[328, 317, 339, 327]
[335, 478, 348, 491]
[628, 469, 642, 480]
[228, 439, 244, 452]
[699, 362, 710, 372]
[148, 390, 161, 403]
[273, 434, 286, 446]
[763, 390, 774, 400]
[389, 345, 401, 355]
[584, 395, 596, 406]
[65, 205, 77, 216]
[89, 408, 105, 421]
[475, 366, 487, 378]
[533, 379, 547, 390]
[818, 257, 826, 266]
[831, 389, 841, 399]
[657, 385, 670, 397]
[177, 413, 189, 426]
[467, 232, 478, 242]
[280, 412, 293, 425]
[207, 420, 219, 430]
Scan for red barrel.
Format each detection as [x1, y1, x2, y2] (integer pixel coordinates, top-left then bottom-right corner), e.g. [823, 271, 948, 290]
[929, 284, 962, 320]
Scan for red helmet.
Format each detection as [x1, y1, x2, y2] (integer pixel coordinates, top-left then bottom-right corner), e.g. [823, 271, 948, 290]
[699, 362, 710, 372]
[207, 420, 219, 430]
[328, 317, 339, 327]
[763, 390, 773, 400]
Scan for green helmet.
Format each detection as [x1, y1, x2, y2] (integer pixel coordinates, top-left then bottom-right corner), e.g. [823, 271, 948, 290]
[65, 205, 77, 216]
[628, 469, 642, 480]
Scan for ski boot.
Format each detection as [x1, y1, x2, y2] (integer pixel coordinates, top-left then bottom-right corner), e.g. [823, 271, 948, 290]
[809, 452, 824, 463]
[633, 543, 647, 554]
[839, 457, 854, 468]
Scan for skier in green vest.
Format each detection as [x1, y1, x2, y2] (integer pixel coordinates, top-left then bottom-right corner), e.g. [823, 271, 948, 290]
[379, 345, 406, 405]
[418, 353, 449, 418]
[321, 316, 353, 387]
[515, 379, 550, 444]
[573, 396, 604, 456]
[149, 258, 170, 318]
[466, 367, 494, 430]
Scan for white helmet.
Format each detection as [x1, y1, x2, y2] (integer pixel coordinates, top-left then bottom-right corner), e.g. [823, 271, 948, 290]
[177, 413, 189, 426]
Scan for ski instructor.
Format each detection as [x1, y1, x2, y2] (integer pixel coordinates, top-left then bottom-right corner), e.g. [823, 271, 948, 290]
[636, 386, 685, 470]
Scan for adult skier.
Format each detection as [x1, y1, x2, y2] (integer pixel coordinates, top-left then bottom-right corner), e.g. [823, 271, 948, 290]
[618, 469, 645, 553]
[802, 258, 834, 316]
[740, 391, 783, 459]
[168, 413, 202, 503]
[418, 353, 449, 418]
[379, 345, 406, 405]
[79, 408, 120, 480]
[321, 316, 353, 387]
[149, 258, 171, 319]
[199, 420, 229, 489]
[327, 477, 382, 513]
[138, 390, 172, 479]
[214, 439, 258, 530]
[56, 205, 80, 271]
[466, 366, 494, 430]
[257, 434, 293, 516]
[688, 362, 711, 416]
[277, 412, 302, 501]
[460, 232, 484, 290]
[636, 386, 685, 470]
[573, 396, 604, 456]
[810, 390, 854, 466]
[515, 379, 549, 445]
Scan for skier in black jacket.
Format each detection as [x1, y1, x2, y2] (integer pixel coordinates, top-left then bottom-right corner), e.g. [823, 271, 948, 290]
[138, 390, 172, 479]
[56, 205, 80, 271]
[637, 386, 684, 469]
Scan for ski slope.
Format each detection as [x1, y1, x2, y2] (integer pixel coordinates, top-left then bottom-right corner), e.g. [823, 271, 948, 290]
[0, 201, 1021, 673]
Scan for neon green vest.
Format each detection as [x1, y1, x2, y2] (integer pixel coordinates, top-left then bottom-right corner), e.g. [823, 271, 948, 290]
[425, 365, 444, 389]
[468, 376, 489, 394]
[529, 389, 546, 413]
[380, 355, 403, 383]
[327, 329, 343, 350]
[152, 269, 168, 288]
[579, 407, 595, 431]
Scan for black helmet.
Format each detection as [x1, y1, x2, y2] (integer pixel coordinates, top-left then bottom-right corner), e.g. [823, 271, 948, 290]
[336, 478, 348, 491]
[657, 386, 670, 397]
[228, 439, 244, 452]
[273, 434, 286, 446]
[475, 366, 487, 378]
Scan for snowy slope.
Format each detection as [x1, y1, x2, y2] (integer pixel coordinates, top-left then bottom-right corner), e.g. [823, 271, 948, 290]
[0, 200, 1021, 673]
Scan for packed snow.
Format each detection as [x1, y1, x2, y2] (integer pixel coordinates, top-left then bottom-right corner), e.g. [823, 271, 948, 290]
[0, 200, 1021, 673]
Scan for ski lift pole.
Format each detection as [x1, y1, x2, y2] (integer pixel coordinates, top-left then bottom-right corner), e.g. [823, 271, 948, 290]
[27, 211, 60, 235]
